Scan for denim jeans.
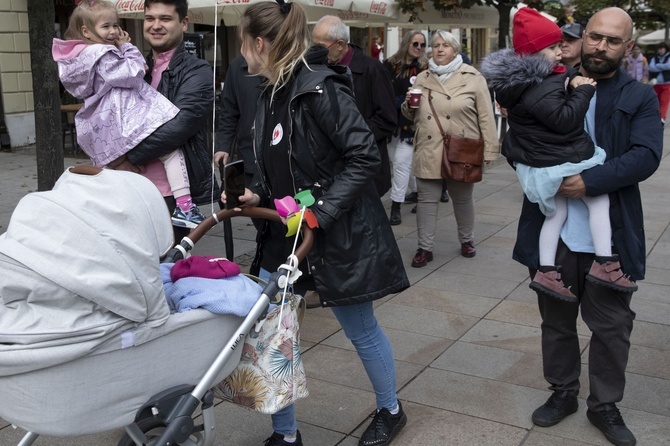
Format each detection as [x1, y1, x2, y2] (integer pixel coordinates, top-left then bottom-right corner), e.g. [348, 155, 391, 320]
[259, 269, 399, 436]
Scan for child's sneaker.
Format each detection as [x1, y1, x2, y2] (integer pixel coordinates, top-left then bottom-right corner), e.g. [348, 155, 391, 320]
[586, 256, 638, 293]
[171, 204, 205, 229]
[530, 268, 577, 302]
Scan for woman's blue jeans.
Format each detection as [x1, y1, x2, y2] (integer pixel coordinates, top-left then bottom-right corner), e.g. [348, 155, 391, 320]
[260, 269, 398, 436]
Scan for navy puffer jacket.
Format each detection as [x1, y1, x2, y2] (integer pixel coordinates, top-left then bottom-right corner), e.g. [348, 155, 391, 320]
[480, 49, 596, 168]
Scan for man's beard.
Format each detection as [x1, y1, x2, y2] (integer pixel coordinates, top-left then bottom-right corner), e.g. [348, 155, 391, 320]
[581, 49, 623, 75]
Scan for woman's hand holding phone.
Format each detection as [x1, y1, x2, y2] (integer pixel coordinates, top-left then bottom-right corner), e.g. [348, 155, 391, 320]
[220, 187, 260, 210]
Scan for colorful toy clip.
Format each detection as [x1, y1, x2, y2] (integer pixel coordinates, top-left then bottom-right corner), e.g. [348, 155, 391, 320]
[294, 190, 315, 207]
[274, 192, 319, 237]
[274, 196, 300, 219]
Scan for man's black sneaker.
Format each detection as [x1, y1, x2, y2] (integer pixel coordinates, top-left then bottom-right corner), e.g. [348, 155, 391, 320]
[264, 431, 303, 446]
[359, 401, 407, 446]
[587, 405, 636, 446]
[532, 390, 578, 427]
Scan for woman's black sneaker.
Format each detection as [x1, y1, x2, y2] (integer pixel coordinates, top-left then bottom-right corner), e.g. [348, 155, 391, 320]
[264, 431, 303, 446]
[359, 401, 407, 446]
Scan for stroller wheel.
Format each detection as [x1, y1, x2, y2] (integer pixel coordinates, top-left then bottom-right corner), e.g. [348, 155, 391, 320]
[117, 416, 203, 446]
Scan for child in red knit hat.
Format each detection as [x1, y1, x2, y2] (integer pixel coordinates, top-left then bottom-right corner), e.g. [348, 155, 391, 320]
[480, 7, 637, 301]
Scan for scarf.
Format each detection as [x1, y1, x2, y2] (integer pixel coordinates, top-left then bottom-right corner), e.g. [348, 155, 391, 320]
[429, 54, 463, 83]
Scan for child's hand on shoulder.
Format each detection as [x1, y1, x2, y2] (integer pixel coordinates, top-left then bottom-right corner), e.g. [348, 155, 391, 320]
[570, 76, 597, 89]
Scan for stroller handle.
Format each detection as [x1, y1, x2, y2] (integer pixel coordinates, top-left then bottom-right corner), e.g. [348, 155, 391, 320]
[165, 207, 314, 264]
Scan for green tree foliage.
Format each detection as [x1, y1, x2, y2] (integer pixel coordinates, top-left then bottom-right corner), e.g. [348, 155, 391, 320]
[569, 0, 670, 30]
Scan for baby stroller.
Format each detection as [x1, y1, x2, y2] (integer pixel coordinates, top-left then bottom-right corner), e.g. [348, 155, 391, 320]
[0, 166, 313, 446]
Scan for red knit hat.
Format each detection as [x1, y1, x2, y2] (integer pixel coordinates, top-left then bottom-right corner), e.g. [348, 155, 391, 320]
[513, 7, 563, 55]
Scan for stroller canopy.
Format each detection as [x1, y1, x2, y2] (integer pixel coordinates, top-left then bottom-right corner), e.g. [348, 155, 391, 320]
[0, 168, 174, 376]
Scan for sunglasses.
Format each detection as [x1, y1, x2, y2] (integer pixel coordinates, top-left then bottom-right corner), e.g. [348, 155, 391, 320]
[412, 42, 427, 49]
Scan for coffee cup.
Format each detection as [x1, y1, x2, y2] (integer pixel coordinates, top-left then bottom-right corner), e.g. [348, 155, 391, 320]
[409, 89, 422, 108]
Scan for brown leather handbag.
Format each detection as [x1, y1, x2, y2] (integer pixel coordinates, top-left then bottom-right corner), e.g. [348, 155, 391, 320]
[428, 92, 484, 183]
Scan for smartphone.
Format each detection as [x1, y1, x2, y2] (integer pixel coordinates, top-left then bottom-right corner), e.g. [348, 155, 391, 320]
[223, 160, 245, 209]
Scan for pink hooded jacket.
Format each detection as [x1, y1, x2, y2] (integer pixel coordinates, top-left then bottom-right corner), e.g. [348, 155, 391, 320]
[52, 39, 179, 166]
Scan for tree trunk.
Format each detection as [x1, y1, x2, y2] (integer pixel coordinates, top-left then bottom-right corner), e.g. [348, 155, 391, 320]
[28, 0, 63, 191]
[496, 3, 513, 50]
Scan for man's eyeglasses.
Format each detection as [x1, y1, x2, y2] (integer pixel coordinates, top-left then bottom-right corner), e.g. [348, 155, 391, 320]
[412, 41, 427, 49]
[325, 40, 343, 49]
[584, 32, 630, 50]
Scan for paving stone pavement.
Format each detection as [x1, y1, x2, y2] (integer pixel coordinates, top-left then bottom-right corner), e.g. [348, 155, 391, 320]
[1, 127, 669, 445]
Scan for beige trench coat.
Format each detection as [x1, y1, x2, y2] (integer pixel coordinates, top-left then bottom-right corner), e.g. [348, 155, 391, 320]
[402, 64, 499, 179]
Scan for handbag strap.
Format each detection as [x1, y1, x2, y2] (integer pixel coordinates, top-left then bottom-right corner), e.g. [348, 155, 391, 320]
[427, 89, 448, 141]
[428, 89, 453, 178]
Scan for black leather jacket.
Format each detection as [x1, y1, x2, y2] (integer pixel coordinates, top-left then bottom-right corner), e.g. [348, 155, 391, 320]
[126, 43, 215, 204]
[250, 47, 409, 306]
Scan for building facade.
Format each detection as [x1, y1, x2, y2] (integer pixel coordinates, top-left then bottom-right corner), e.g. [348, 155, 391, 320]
[0, 0, 32, 148]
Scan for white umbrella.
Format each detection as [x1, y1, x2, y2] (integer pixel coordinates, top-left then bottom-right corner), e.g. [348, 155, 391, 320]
[116, 0, 399, 26]
[637, 29, 670, 45]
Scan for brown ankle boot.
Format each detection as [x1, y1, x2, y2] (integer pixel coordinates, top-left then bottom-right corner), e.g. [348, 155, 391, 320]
[529, 269, 577, 302]
[586, 257, 638, 293]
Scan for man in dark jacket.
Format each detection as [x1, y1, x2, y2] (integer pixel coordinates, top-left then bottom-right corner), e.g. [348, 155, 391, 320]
[114, 0, 214, 241]
[312, 15, 397, 197]
[518, 8, 663, 446]
[560, 22, 584, 68]
[213, 55, 262, 186]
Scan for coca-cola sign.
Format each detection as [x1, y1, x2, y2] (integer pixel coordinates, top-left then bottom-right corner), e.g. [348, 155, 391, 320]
[338, 11, 370, 20]
[116, 0, 144, 12]
[369, 0, 386, 15]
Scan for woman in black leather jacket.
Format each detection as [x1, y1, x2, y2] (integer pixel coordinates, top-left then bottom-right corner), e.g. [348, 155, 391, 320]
[223, 2, 409, 446]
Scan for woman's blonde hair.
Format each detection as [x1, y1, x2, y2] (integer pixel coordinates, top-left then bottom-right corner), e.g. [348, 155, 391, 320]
[238, 2, 310, 97]
[387, 30, 428, 67]
[431, 30, 461, 53]
[63, 0, 117, 43]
